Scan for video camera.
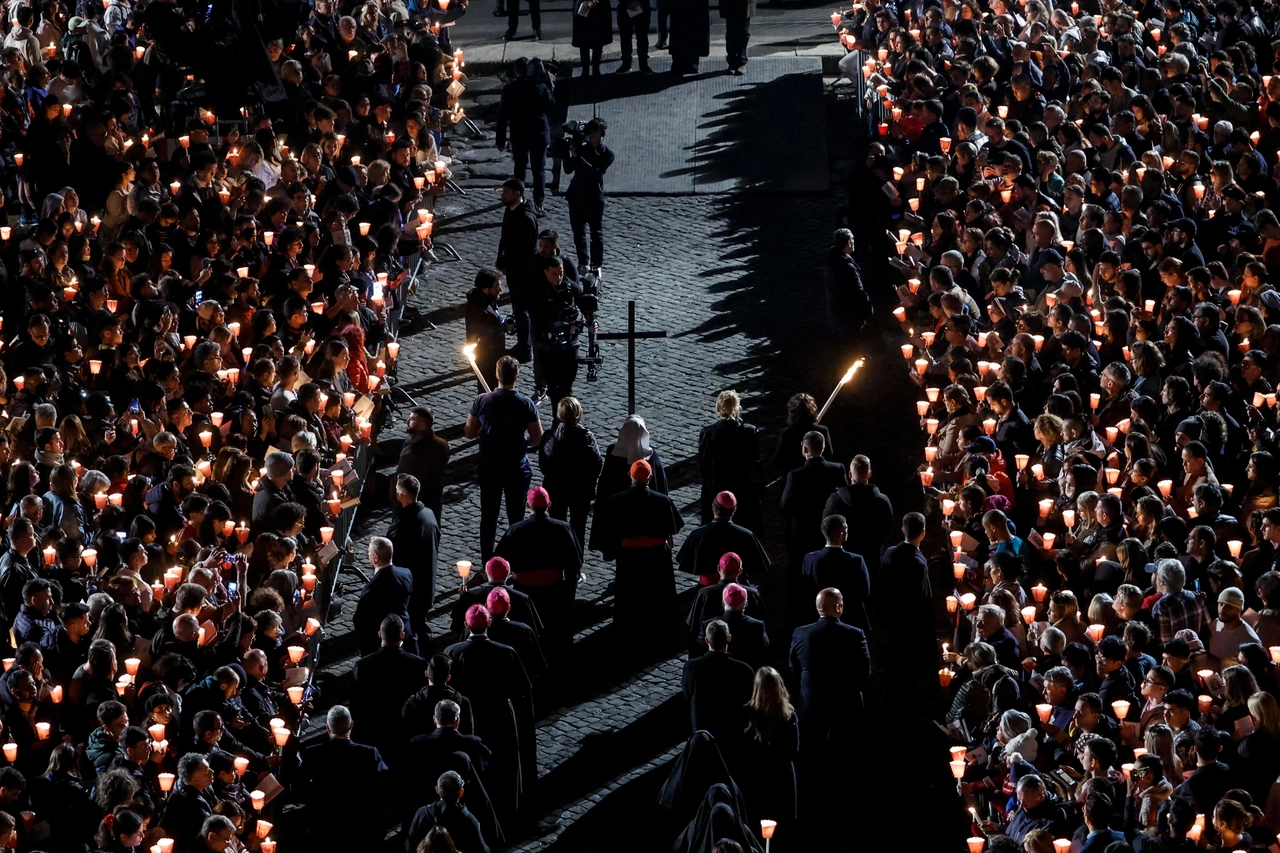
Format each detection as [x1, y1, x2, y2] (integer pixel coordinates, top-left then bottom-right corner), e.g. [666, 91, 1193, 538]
[577, 270, 602, 380]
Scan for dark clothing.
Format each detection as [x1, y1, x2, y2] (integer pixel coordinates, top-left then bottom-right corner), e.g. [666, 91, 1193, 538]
[0, 549, 36, 627]
[698, 610, 769, 671]
[681, 651, 754, 747]
[537, 421, 602, 549]
[497, 76, 554, 207]
[593, 483, 684, 639]
[469, 387, 540, 561]
[800, 546, 871, 632]
[668, 0, 710, 72]
[143, 481, 186, 542]
[444, 634, 534, 819]
[722, 10, 750, 68]
[403, 683, 475, 738]
[451, 581, 544, 638]
[572, 0, 613, 48]
[298, 738, 389, 850]
[350, 645, 427, 765]
[396, 431, 450, 522]
[617, 0, 651, 63]
[698, 418, 765, 532]
[159, 784, 216, 853]
[824, 247, 870, 335]
[821, 482, 894, 577]
[779, 458, 847, 561]
[465, 287, 509, 392]
[352, 565, 416, 656]
[507, 0, 540, 35]
[788, 616, 870, 756]
[387, 500, 440, 638]
[495, 512, 581, 671]
[564, 143, 613, 270]
[1173, 761, 1235, 813]
[496, 199, 540, 356]
[406, 800, 489, 853]
[687, 580, 767, 657]
[405, 727, 493, 797]
[675, 518, 770, 586]
[39, 626, 88, 687]
[880, 541, 933, 665]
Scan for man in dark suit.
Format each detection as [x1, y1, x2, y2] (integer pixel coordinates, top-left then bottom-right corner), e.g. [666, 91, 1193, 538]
[685, 552, 766, 658]
[698, 583, 768, 671]
[1076, 794, 1126, 853]
[496, 58, 553, 213]
[406, 771, 491, 853]
[298, 705, 389, 851]
[351, 615, 427, 767]
[821, 454, 894, 581]
[788, 588, 870, 761]
[880, 512, 933, 689]
[779, 431, 848, 567]
[445, 605, 534, 822]
[680, 619, 755, 751]
[387, 473, 441, 642]
[801, 515, 872, 632]
[496, 179, 540, 362]
[403, 698, 493, 832]
[352, 537, 416, 656]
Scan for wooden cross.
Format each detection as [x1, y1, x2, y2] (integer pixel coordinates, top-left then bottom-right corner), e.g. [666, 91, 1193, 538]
[595, 301, 667, 415]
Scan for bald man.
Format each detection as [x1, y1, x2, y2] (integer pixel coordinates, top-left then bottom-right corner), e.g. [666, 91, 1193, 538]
[788, 588, 870, 760]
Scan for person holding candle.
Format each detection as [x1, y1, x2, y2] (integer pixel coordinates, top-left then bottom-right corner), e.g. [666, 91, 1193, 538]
[450, 557, 544, 640]
[1152, 560, 1212, 644]
[1172, 727, 1235, 813]
[249, 453, 294, 540]
[159, 753, 216, 853]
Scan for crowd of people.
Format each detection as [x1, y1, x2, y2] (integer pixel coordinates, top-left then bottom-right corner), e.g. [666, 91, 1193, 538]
[827, 0, 1280, 848]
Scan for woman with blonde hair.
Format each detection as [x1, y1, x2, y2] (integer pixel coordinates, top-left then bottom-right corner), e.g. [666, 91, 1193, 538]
[1144, 723, 1180, 783]
[1020, 828, 1056, 853]
[1048, 589, 1087, 646]
[1238, 692, 1280, 802]
[697, 389, 763, 531]
[740, 666, 798, 830]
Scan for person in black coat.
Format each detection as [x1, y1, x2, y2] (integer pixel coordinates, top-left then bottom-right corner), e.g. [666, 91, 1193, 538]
[464, 270, 511, 392]
[685, 553, 766, 658]
[38, 601, 90, 688]
[698, 584, 769, 671]
[159, 754, 217, 853]
[485, 588, 548, 693]
[778, 431, 848, 567]
[445, 606, 534, 822]
[451, 557, 545, 639]
[351, 615, 427, 768]
[824, 229, 870, 337]
[405, 771, 490, 853]
[698, 390, 764, 532]
[396, 405, 452, 523]
[676, 491, 770, 587]
[773, 393, 833, 478]
[616, 0, 653, 73]
[495, 488, 578, 673]
[801, 515, 872, 633]
[788, 588, 871, 761]
[403, 699, 493, 832]
[387, 474, 440, 640]
[879, 513, 933, 688]
[496, 179, 540, 361]
[719, 0, 752, 73]
[352, 537, 416, 656]
[402, 655, 476, 739]
[681, 619, 755, 751]
[592, 458, 684, 642]
[496, 58, 554, 211]
[821, 455, 894, 582]
[537, 397, 602, 549]
[572, 0, 613, 77]
[298, 706, 389, 851]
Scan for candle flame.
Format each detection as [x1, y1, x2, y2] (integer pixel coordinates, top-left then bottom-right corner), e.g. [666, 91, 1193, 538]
[840, 358, 865, 384]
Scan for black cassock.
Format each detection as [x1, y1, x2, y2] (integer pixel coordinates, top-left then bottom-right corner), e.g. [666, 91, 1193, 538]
[675, 518, 770, 587]
[595, 483, 684, 640]
[495, 511, 582, 671]
[667, 0, 711, 73]
[444, 634, 534, 822]
[685, 580, 766, 658]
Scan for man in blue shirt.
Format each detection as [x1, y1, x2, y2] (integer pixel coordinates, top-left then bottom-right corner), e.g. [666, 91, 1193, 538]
[465, 356, 543, 561]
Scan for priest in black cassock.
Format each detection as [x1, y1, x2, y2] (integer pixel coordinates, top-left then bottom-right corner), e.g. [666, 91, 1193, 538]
[445, 604, 535, 823]
[675, 491, 770, 587]
[494, 486, 581, 672]
[684, 552, 766, 658]
[594, 458, 684, 644]
[452, 557, 544, 640]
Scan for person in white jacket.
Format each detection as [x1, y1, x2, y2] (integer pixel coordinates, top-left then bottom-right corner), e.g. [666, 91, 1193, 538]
[2, 8, 41, 69]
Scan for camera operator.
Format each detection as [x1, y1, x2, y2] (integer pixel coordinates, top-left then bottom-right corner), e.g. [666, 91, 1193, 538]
[530, 257, 587, 411]
[564, 118, 614, 278]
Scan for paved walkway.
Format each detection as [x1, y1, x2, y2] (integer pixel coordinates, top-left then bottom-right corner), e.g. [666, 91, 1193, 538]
[304, 8, 966, 851]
